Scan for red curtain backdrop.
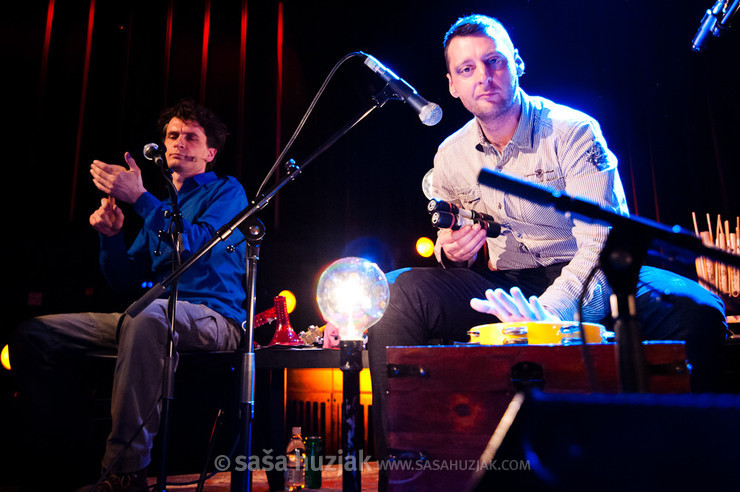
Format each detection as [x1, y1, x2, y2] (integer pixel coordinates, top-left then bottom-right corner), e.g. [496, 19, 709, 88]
[5, 0, 740, 330]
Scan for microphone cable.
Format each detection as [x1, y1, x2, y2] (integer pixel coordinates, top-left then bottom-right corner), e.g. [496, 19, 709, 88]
[255, 52, 366, 197]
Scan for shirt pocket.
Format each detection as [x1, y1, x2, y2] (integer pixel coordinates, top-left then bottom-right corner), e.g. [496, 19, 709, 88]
[520, 163, 566, 190]
[452, 184, 483, 210]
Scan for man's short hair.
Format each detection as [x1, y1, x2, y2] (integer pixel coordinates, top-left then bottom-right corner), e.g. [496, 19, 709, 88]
[443, 15, 516, 71]
[157, 99, 229, 168]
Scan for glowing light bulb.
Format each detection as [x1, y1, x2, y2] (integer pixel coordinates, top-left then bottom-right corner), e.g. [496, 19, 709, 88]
[316, 257, 389, 340]
[416, 237, 435, 257]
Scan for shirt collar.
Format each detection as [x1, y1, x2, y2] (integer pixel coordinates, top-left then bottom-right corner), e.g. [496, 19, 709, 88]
[474, 89, 536, 153]
[181, 171, 217, 193]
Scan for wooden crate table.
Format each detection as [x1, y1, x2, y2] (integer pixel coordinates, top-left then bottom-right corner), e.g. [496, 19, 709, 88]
[385, 342, 689, 491]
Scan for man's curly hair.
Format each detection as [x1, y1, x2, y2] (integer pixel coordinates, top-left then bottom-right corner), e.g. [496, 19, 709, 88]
[157, 99, 229, 170]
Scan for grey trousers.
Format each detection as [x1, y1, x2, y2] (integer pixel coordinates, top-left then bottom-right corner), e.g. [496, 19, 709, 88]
[10, 299, 241, 480]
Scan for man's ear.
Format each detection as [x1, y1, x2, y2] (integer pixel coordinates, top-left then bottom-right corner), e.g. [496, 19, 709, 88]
[514, 49, 525, 77]
[447, 73, 459, 98]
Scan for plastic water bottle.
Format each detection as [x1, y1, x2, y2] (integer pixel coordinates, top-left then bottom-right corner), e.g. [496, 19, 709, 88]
[285, 426, 305, 491]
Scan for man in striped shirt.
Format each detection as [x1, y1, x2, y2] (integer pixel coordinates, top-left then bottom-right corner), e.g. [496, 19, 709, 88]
[367, 13, 726, 485]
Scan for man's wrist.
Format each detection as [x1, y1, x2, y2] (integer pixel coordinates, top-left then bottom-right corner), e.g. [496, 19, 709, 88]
[127, 189, 146, 205]
[440, 248, 471, 268]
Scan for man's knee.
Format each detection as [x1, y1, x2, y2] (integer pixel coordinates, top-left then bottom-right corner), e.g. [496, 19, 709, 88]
[386, 267, 433, 296]
[637, 266, 727, 341]
[9, 317, 55, 368]
[12, 316, 48, 343]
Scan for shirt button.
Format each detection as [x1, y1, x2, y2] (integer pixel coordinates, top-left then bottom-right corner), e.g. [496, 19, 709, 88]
[498, 203, 502, 209]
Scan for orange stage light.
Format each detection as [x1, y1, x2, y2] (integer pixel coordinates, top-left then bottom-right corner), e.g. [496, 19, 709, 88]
[416, 237, 435, 257]
[278, 289, 297, 313]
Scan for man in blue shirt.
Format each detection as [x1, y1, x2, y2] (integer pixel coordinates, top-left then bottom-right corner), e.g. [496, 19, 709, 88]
[10, 100, 247, 491]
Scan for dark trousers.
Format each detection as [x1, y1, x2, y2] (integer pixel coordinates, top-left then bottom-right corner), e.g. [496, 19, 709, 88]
[367, 264, 727, 481]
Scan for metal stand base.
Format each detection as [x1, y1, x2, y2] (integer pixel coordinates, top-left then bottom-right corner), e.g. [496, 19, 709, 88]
[340, 340, 364, 492]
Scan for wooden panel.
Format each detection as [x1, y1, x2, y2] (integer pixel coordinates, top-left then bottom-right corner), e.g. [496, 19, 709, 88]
[286, 367, 374, 456]
[385, 342, 689, 491]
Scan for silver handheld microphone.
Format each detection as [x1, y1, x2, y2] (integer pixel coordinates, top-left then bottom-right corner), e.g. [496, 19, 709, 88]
[362, 52, 443, 126]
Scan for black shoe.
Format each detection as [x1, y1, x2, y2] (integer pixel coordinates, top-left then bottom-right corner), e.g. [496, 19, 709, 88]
[86, 468, 149, 492]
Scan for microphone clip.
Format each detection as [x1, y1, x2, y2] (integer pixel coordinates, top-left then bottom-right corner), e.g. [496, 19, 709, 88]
[371, 84, 399, 109]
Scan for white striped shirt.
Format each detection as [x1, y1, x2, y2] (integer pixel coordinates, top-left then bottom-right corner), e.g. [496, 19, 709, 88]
[432, 89, 629, 321]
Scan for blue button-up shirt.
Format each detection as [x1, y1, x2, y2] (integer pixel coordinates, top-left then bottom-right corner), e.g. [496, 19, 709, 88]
[100, 172, 248, 324]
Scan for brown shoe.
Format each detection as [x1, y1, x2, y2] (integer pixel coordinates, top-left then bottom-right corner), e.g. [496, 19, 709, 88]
[87, 468, 149, 492]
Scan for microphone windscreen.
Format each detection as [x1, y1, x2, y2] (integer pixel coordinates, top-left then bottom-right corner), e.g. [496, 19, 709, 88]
[143, 143, 161, 160]
[420, 103, 443, 126]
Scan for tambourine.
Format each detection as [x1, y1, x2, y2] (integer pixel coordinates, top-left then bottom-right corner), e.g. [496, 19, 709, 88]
[467, 321, 614, 346]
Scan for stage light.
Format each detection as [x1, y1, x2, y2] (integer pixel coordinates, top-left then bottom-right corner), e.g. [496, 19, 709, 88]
[416, 237, 435, 257]
[278, 289, 296, 313]
[1, 344, 10, 371]
[316, 257, 389, 340]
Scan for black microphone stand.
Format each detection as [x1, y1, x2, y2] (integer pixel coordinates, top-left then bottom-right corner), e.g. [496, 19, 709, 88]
[477, 168, 740, 392]
[125, 87, 396, 492]
[692, 0, 740, 51]
[152, 156, 182, 492]
[598, 223, 650, 392]
[229, 215, 264, 492]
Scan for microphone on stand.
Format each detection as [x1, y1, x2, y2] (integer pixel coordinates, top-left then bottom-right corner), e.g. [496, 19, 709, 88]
[691, 0, 729, 52]
[143, 143, 165, 167]
[361, 52, 443, 126]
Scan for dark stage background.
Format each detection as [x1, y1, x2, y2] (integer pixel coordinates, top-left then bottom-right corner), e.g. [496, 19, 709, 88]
[4, 0, 739, 335]
[1, 0, 739, 485]
[2, 0, 739, 417]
